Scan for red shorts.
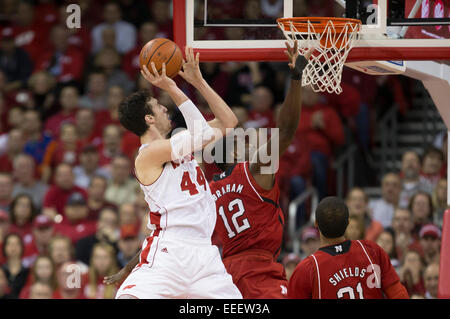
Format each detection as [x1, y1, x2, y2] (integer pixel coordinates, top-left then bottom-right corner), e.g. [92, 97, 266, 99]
[222, 249, 288, 299]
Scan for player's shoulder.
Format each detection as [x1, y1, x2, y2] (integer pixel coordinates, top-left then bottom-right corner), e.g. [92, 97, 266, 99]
[211, 163, 241, 183]
[354, 239, 384, 258]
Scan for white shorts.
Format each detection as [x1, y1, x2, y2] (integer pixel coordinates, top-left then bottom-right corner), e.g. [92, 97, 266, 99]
[115, 235, 242, 299]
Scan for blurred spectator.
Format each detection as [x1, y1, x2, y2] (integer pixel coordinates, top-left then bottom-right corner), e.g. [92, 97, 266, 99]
[0, 173, 13, 212]
[53, 192, 97, 244]
[42, 163, 88, 220]
[99, 124, 122, 168]
[75, 207, 119, 266]
[399, 151, 429, 208]
[0, 210, 10, 264]
[376, 229, 400, 271]
[260, 0, 283, 18]
[117, 223, 140, 268]
[432, 178, 447, 227]
[346, 187, 383, 241]
[11, 0, 47, 62]
[74, 110, 101, 149]
[28, 281, 53, 299]
[84, 242, 118, 299]
[53, 261, 85, 299]
[22, 109, 53, 165]
[420, 146, 444, 193]
[35, 25, 84, 83]
[105, 155, 138, 206]
[423, 263, 439, 299]
[96, 85, 124, 133]
[118, 0, 151, 27]
[93, 48, 134, 94]
[99, 26, 116, 52]
[44, 85, 79, 138]
[12, 154, 48, 208]
[369, 172, 402, 228]
[74, 145, 110, 190]
[0, 128, 25, 173]
[419, 224, 441, 266]
[226, 62, 275, 106]
[56, 4, 91, 58]
[282, 253, 301, 281]
[27, 71, 56, 121]
[79, 71, 108, 111]
[22, 215, 54, 268]
[8, 193, 37, 243]
[299, 226, 320, 260]
[19, 255, 57, 299]
[41, 122, 81, 183]
[149, 0, 173, 38]
[244, 86, 275, 129]
[0, 27, 33, 92]
[118, 203, 138, 226]
[345, 215, 365, 240]
[48, 235, 76, 269]
[408, 191, 434, 237]
[5, 106, 24, 133]
[295, 86, 345, 199]
[391, 208, 421, 260]
[91, 2, 137, 54]
[399, 249, 426, 296]
[1, 232, 29, 297]
[0, 266, 15, 299]
[122, 22, 159, 80]
[86, 176, 116, 221]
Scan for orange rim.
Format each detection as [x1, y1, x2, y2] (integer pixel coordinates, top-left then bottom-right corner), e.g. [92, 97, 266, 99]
[277, 17, 362, 33]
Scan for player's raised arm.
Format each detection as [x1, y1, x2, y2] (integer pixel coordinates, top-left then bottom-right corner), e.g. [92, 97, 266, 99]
[179, 46, 238, 136]
[136, 62, 218, 165]
[249, 42, 311, 189]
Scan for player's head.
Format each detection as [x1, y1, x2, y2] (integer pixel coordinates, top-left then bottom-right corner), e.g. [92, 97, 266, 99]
[315, 196, 349, 239]
[119, 89, 171, 138]
[213, 129, 259, 172]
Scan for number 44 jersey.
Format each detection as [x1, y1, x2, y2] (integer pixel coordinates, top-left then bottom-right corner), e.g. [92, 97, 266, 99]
[209, 162, 285, 259]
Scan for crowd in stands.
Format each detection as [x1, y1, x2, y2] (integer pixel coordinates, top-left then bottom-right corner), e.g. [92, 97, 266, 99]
[0, 0, 445, 299]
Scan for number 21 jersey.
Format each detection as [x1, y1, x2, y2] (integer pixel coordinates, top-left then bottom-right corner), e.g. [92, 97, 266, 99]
[209, 162, 285, 259]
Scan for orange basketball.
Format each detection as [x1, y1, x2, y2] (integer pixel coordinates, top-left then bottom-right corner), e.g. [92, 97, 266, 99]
[139, 38, 183, 79]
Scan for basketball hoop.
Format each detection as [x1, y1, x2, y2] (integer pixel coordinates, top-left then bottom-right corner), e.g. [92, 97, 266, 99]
[277, 17, 362, 94]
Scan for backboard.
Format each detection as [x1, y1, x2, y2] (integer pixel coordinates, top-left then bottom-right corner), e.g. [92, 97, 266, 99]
[173, 0, 450, 62]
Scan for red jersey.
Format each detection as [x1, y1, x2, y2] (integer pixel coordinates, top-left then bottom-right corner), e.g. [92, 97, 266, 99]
[288, 240, 401, 299]
[209, 162, 284, 259]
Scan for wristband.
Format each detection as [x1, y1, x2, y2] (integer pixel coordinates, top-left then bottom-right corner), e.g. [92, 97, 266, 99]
[290, 55, 309, 81]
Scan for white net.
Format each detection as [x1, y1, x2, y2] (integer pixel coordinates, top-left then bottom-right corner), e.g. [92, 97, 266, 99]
[278, 18, 361, 94]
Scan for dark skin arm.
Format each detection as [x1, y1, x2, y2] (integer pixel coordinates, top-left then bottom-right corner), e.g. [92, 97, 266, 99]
[103, 249, 141, 285]
[249, 41, 312, 190]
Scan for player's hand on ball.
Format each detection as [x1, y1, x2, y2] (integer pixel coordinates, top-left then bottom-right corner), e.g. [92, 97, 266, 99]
[178, 46, 203, 85]
[141, 62, 176, 91]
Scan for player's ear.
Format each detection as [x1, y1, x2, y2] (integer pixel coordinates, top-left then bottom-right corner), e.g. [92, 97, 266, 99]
[144, 114, 155, 125]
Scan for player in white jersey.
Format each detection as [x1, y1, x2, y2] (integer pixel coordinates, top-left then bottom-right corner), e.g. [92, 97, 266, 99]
[107, 47, 242, 299]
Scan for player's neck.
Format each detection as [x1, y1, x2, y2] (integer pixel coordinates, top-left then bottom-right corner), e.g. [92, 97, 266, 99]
[320, 235, 347, 248]
[140, 127, 164, 145]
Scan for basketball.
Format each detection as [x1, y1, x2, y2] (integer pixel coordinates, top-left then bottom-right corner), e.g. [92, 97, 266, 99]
[139, 38, 183, 79]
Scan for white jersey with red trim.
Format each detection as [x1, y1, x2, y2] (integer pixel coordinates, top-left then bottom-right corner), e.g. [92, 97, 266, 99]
[137, 144, 217, 242]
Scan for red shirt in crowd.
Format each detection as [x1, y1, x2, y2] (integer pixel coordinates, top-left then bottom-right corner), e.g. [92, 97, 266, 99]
[44, 110, 77, 138]
[296, 103, 345, 157]
[288, 240, 402, 299]
[42, 185, 88, 217]
[8, 222, 33, 245]
[54, 219, 97, 245]
[35, 46, 84, 83]
[246, 109, 275, 129]
[10, 23, 49, 62]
